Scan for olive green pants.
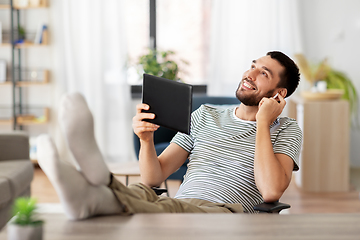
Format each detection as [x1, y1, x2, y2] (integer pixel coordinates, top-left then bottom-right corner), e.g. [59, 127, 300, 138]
[108, 174, 244, 215]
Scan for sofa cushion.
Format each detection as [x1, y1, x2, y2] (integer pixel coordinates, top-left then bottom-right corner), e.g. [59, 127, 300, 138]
[0, 160, 33, 198]
[0, 178, 11, 209]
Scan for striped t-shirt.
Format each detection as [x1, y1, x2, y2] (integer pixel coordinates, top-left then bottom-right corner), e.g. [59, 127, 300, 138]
[171, 104, 302, 213]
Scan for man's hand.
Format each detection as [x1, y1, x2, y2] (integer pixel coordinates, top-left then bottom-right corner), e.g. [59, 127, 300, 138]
[256, 94, 286, 125]
[132, 104, 160, 142]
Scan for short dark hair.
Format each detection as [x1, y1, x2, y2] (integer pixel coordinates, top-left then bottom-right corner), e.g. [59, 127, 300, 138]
[267, 51, 300, 98]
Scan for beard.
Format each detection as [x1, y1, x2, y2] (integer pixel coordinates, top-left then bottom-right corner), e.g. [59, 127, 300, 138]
[235, 81, 275, 106]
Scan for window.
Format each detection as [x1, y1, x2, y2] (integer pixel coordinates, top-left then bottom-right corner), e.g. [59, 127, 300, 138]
[125, 0, 211, 85]
[124, 0, 149, 84]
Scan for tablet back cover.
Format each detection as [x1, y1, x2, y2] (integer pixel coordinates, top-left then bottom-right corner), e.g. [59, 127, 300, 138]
[142, 74, 193, 134]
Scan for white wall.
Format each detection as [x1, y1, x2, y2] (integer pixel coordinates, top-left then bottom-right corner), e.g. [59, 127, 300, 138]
[299, 0, 360, 167]
[2, 0, 360, 166]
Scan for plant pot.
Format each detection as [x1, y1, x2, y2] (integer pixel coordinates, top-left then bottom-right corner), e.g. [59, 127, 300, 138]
[7, 223, 43, 240]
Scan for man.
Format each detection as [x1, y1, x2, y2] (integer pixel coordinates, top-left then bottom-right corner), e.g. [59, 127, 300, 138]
[37, 51, 302, 219]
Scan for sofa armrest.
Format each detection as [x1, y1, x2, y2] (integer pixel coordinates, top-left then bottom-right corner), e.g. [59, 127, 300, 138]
[0, 132, 29, 162]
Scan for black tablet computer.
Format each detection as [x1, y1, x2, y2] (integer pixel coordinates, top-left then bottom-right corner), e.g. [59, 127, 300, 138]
[142, 74, 193, 134]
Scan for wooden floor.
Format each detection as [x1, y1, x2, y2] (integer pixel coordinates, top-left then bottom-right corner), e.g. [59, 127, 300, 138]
[31, 165, 360, 214]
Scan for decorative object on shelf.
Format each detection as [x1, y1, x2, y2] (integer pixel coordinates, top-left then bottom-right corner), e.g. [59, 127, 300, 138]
[7, 197, 44, 240]
[34, 23, 47, 44]
[295, 53, 358, 123]
[14, 26, 26, 44]
[136, 48, 188, 81]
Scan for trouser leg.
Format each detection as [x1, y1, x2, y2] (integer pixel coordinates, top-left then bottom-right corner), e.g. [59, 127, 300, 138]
[108, 175, 244, 214]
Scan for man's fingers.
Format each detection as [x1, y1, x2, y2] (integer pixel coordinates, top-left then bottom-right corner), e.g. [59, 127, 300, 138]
[133, 121, 159, 132]
[258, 97, 267, 108]
[133, 112, 156, 122]
[136, 103, 150, 113]
[277, 94, 286, 107]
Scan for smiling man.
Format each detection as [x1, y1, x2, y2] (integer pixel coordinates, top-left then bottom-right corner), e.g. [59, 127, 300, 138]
[37, 51, 302, 219]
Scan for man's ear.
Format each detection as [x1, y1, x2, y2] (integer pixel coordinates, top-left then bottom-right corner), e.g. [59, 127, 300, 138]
[279, 88, 287, 98]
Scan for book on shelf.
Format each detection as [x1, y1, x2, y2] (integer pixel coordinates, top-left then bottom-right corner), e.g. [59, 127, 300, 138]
[34, 23, 47, 44]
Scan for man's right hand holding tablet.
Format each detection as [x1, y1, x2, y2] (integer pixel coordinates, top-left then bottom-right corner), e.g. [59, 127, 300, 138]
[132, 103, 160, 143]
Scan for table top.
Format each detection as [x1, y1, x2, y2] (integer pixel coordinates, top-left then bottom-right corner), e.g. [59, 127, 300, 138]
[106, 161, 141, 176]
[1, 213, 360, 240]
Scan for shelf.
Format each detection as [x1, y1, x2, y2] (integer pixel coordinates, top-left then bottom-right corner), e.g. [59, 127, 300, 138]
[0, 30, 49, 48]
[0, 0, 47, 9]
[0, 42, 47, 48]
[0, 43, 11, 47]
[17, 107, 50, 125]
[0, 82, 11, 86]
[13, 4, 47, 9]
[0, 107, 50, 125]
[0, 118, 12, 124]
[0, 69, 50, 86]
[15, 41, 48, 48]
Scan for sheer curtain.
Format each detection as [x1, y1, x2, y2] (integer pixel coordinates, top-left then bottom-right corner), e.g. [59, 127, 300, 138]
[51, 0, 133, 164]
[207, 0, 303, 96]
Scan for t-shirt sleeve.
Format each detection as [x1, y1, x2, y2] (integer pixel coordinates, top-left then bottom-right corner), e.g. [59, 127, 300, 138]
[170, 104, 204, 153]
[273, 120, 303, 171]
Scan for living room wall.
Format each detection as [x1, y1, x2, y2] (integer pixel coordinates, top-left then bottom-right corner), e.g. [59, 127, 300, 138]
[299, 0, 360, 166]
[2, 0, 359, 166]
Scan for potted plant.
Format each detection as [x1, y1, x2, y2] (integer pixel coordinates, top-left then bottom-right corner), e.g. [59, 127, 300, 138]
[295, 53, 359, 124]
[7, 197, 44, 240]
[136, 48, 188, 81]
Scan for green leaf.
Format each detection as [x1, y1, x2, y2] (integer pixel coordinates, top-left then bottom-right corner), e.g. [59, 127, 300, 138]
[12, 197, 44, 225]
[325, 68, 359, 127]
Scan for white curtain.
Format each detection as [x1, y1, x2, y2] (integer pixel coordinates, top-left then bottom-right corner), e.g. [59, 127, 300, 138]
[50, 0, 133, 163]
[207, 0, 303, 96]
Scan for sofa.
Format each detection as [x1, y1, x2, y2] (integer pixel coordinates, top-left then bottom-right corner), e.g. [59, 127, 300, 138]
[0, 132, 34, 230]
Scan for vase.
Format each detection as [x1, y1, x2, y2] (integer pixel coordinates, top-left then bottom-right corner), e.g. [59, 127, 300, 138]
[7, 223, 43, 240]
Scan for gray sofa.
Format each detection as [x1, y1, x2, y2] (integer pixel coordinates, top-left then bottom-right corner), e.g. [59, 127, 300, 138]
[0, 132, 34, 230]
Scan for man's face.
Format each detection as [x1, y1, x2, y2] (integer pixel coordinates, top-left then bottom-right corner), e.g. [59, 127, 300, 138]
[236, 55, 284, 106]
